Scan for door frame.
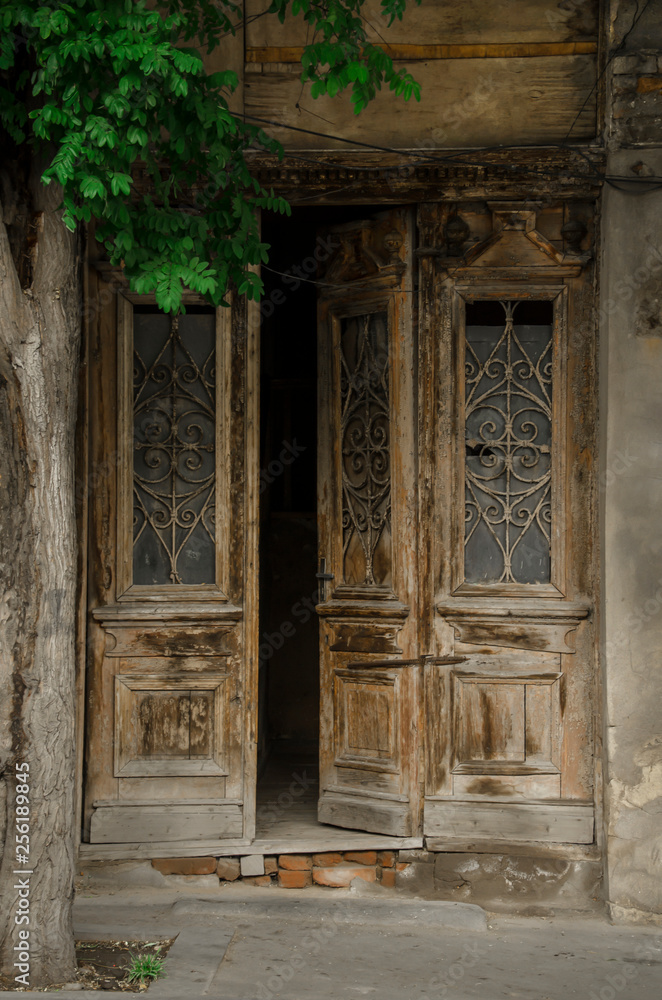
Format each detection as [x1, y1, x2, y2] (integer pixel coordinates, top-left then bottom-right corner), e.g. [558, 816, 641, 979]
[76, 164, 603, 862]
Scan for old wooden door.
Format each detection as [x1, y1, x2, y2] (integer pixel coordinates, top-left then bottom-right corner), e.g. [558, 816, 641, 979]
[418, 201, 597, 848]
[315, 211, 421, 837]
[82, 279, 260, 850]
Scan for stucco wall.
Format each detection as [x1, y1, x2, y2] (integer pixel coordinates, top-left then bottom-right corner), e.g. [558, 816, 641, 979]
[601, 146, 662, 923]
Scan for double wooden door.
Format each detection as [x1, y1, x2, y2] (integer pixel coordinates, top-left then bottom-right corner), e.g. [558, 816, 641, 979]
[83, 198, 596, 851]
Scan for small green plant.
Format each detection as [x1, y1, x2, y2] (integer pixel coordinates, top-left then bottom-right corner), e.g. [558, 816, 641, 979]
[126, 952, 166, 986]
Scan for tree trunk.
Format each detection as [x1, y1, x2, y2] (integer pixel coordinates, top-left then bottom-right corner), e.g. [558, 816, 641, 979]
[0, 159, 80, 986]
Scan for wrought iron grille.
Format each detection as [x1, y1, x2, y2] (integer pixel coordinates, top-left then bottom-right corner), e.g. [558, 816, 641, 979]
[464, 300, 553, 585]
[132, 311, 216, 586]
[340, 312, 392, 587]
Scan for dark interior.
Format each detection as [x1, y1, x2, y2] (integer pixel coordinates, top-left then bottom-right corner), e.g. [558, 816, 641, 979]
[257, 205, 395, 814]
[258, 209, 320, 778]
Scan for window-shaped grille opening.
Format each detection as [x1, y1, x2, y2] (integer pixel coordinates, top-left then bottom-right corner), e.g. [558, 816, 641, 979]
[463, 299, 554, 586]
[132, 307, 217, 586]
[340, 311, 392, 588]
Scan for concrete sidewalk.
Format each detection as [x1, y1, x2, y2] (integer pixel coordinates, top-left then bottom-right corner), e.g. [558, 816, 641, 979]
[2, 879, 661, 999]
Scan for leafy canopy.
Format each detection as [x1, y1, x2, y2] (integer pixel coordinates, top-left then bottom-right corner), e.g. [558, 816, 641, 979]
[0, 0, 420, 312]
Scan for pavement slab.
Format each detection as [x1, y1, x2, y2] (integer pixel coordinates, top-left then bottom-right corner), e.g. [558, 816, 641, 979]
[0, 885, 660, 999]
[204, 911, 662, 1000]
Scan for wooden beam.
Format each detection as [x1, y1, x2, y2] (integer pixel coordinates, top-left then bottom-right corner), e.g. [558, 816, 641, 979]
[246, 41, 598, 64]
[79, 833, 424, 861]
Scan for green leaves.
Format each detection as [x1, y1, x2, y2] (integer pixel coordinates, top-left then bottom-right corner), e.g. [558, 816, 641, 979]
[292, 2, 421, 115]
[110, 172, 132, 196]
[79, 175, 106, 199]
[0, 0, 420, 313]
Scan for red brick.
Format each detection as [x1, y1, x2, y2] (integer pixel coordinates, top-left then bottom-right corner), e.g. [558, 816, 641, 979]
[377, 851, 396, 868]
[278, 854, 312, 871]
[264, 857, 278, 875]
[216, 858, 241, 881]
[312, 852, 343, 867]
[396, 862, 410, 872]
[152, 857, 216, 876]
[278, 869, 312, 889]
[380, 868, 396, 888]
[243, 875, 273, 887]
[312, 866, 377, 887]
[344, 851, 377, 865]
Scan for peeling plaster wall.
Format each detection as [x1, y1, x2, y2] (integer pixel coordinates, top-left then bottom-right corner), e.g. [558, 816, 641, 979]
[395, 851, 603, 915]
[601, 0, 662, 926]
[602, 2, 662, 915]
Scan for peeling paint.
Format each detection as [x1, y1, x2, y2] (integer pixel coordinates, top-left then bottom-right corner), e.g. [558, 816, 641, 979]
[610, 737, 662, 811]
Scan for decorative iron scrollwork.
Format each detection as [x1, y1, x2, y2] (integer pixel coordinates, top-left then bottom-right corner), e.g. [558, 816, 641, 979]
[132, 312, 216, 586]
[464, 300, 553, 585]
[340, 312, 392, 588]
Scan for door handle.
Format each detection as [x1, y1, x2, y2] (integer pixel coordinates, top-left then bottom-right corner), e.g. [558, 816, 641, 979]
[316, 558, 334, 603]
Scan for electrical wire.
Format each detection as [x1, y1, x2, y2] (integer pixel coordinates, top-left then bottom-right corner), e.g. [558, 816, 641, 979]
[240, 112, 662, 193]
[185, 0, 660, 193]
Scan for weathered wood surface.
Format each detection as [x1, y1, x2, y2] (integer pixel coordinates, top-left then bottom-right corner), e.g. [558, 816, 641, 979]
[81, 754, 423, 858]
[247, 43, 598, 63]
[424, 800, 594, 843]
[453, 774, 562, 799]
[318, 794, 415, 837]
[424, 838, 597, 859]
[422, 198, 597, 842]
[245, 56, 597, 149]
[245, 0, 599, 47]
[103, 625, 233, 658]
[83, 271, 257, 845]
[114, 673, 228, 777]
[80, 832, 422, 860]
[202, 8, 245, 112]
[316, 210, 421, 838]
[82, 187, 599, 856]
[329, 621, 405, 653]
[115, 655, 229, 674]
[249, 149, 605, 206]
[89, 803, 244, 843]
[456, 677, 527, 763]
[449, 621, 579, 653]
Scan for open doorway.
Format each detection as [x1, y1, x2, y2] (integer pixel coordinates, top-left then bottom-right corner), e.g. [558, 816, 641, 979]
[258, 204, 416, 845]
[257, 205, 378, 837]
[257, 209, 320, 830]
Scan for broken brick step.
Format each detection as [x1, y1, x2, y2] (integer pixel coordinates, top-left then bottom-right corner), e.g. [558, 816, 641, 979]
[279, 850, 380, 870]
[152, 848, 399, 886]
[312, 865, 378, 887]
[152, 856, 217, 876]
[278, 869, 312, 888]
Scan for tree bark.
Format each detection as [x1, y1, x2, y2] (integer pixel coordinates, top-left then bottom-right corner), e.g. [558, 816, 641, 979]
[0, 159, 80, 986]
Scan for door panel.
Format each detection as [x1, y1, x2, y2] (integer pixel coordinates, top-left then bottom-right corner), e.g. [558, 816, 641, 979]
[418, 200, 597, 847]
[83, 284, 258, 847]
[316, 210, 421, 837]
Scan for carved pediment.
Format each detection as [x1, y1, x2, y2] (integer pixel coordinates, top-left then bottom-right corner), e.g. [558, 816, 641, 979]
[419, 201, 591, 277]
[463, 203, 582, 272]
[321, 215, 406, 286]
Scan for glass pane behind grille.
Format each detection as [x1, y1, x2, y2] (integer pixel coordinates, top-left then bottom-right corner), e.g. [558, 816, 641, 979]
[132, 310, 216, 586]
[340, 312, 392, 587]
[464, 300, 553, 586]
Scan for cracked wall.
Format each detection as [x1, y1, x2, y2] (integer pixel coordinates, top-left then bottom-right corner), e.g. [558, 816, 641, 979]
[602, 7, 662, 914]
